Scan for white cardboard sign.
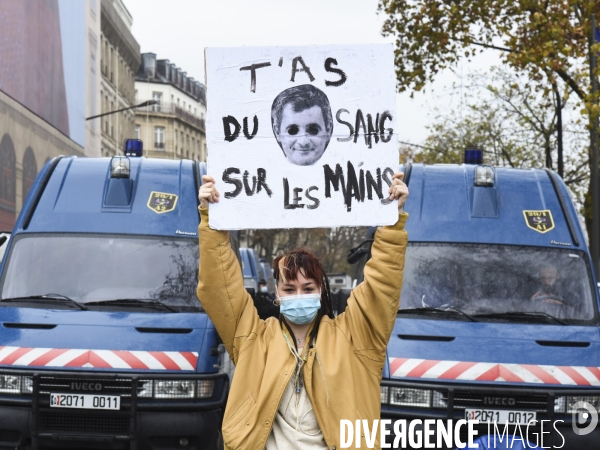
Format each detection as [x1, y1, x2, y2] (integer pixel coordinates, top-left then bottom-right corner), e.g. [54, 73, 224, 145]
[205, 44, 398, 230]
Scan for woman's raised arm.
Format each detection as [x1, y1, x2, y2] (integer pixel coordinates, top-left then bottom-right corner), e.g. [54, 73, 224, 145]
[196, 175, 262, 364]
[336, 172, 409, 355]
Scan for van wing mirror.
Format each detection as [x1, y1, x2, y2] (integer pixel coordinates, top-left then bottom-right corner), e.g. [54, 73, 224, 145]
[347, 248, 369, 264]
[347, 239, 374, 264]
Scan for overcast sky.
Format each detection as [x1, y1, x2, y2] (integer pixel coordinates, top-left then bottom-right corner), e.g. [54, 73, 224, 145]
[126, 0, 496, 146]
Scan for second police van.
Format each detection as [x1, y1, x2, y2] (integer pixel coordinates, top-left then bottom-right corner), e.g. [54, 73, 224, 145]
[350, 150, 599, 449]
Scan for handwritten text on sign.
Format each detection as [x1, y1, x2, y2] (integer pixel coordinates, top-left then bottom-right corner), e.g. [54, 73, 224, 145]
[205, 44, 398, 230]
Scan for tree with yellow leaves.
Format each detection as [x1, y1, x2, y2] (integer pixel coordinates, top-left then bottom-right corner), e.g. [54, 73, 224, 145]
[380, 0, 600, 260]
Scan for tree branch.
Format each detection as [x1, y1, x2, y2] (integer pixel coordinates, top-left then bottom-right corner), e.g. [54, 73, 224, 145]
[450, 37, 516, 53]
[554, 68, 585, 100]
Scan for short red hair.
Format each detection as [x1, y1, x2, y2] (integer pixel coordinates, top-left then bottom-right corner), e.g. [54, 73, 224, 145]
[273, 248, 325, 287]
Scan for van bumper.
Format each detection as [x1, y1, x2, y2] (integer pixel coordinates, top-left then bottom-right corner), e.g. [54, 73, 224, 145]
[0, 370, 228, 450]
[380, 378, 600, 450]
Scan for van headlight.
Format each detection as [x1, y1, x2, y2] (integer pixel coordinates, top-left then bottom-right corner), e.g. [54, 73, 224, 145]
[196, 380, 214, 398]
[390, 387, 431, 407]
[0, 374, 20, 394]
[0, 374, 32, 394]
[155, 380, 195, 398]
[21, 376, 33, 394]
[381, 386, 389, 404]
[381, 386, 449, 409]
[432, 390, 447, 408]
[381, 387, 432, 407]
[138, 379, 214, 399]
[555, 396, 600, 413]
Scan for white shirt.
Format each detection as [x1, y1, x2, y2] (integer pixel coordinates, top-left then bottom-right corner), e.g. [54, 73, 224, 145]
[265, 348, 328, 450]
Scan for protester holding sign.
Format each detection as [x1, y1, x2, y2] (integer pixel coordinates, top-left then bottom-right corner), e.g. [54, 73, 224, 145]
[196, 171, 408, 449]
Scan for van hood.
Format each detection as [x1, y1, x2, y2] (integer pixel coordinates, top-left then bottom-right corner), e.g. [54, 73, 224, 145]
[0, 308, 215, 372]
[385, 318, 600, 387]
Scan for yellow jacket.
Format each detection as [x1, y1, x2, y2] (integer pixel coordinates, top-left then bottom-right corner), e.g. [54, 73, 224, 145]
[197, 207, 408, 450]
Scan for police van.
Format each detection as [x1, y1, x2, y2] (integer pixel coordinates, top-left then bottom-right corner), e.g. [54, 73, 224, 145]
[0, 142, 228, 449]
[350, 151, 600, 449]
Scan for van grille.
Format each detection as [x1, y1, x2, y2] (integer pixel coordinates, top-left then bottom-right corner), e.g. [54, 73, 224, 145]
[38, 375, 147, 397]
[39, 410, 130, 435]
[443, 391, 548, 412]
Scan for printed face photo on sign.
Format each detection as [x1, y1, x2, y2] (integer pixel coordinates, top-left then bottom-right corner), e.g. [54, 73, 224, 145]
[271, 84, 333, 166]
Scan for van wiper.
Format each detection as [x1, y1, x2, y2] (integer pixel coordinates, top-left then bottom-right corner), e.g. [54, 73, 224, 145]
[397, 307, 476, 322]
[473, 311, 566, 325]
[85, 299, 176, 313]
[0, 294, 87, 310]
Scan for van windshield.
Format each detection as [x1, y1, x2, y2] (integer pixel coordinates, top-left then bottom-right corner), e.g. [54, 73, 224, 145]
[399, 243, 598, 324]
[0, 234, 202, 312]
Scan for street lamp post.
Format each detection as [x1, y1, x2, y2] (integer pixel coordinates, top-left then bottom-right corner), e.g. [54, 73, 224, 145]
[591, 15, 600, 278]
[85, 100, 157, 121]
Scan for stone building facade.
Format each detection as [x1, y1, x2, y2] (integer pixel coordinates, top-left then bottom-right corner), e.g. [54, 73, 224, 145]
[0, 0, 100, 231]
[134, 53, 207, 161]
[99, 0, 140, 157]
[0, 92, 85, 231]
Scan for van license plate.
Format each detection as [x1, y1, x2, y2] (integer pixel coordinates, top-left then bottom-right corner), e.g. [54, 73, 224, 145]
[465, 409, 536, 424]
[50, 393, 120, 410]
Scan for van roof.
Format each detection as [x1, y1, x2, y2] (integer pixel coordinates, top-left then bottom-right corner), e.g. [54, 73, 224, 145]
[17, 157, 200, 238]
[403, 164, 585, 250]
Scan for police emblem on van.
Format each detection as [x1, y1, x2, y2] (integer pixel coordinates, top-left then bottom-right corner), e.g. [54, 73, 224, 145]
[523, 210, 555, 233]
[147, 192, 178, 214]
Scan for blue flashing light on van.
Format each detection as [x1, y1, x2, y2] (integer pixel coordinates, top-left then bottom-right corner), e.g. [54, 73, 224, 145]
[351, 158, 600, 449]
[0, 148, 228, 449]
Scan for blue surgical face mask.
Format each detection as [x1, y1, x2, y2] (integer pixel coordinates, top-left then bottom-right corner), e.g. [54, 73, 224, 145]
[278, 293, 321, 325]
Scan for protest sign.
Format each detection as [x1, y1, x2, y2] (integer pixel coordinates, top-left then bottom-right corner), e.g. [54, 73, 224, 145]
[205, 44, 398, 230]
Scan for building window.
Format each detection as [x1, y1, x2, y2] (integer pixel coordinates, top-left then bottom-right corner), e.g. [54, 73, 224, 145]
[100, 38, 105, 75]
[152, 92, 162, 112]
[135, 125, 140, 140]
[22, 147, 37, 200]
[110, 101, 115, 137]
[90, 54, 97, 128]
[109, 47, 114, 82]
[155, 127, 165, 150]
[0, 134, 16, 230]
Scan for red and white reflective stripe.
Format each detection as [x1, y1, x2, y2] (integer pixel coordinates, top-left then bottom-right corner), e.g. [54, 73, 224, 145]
[389, 357, 600, 386]
[0, 346, 198, 371]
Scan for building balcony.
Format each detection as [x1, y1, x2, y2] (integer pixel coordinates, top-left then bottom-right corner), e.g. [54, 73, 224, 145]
[137, 102, 205, 131]
[155, 142, 165, 150]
